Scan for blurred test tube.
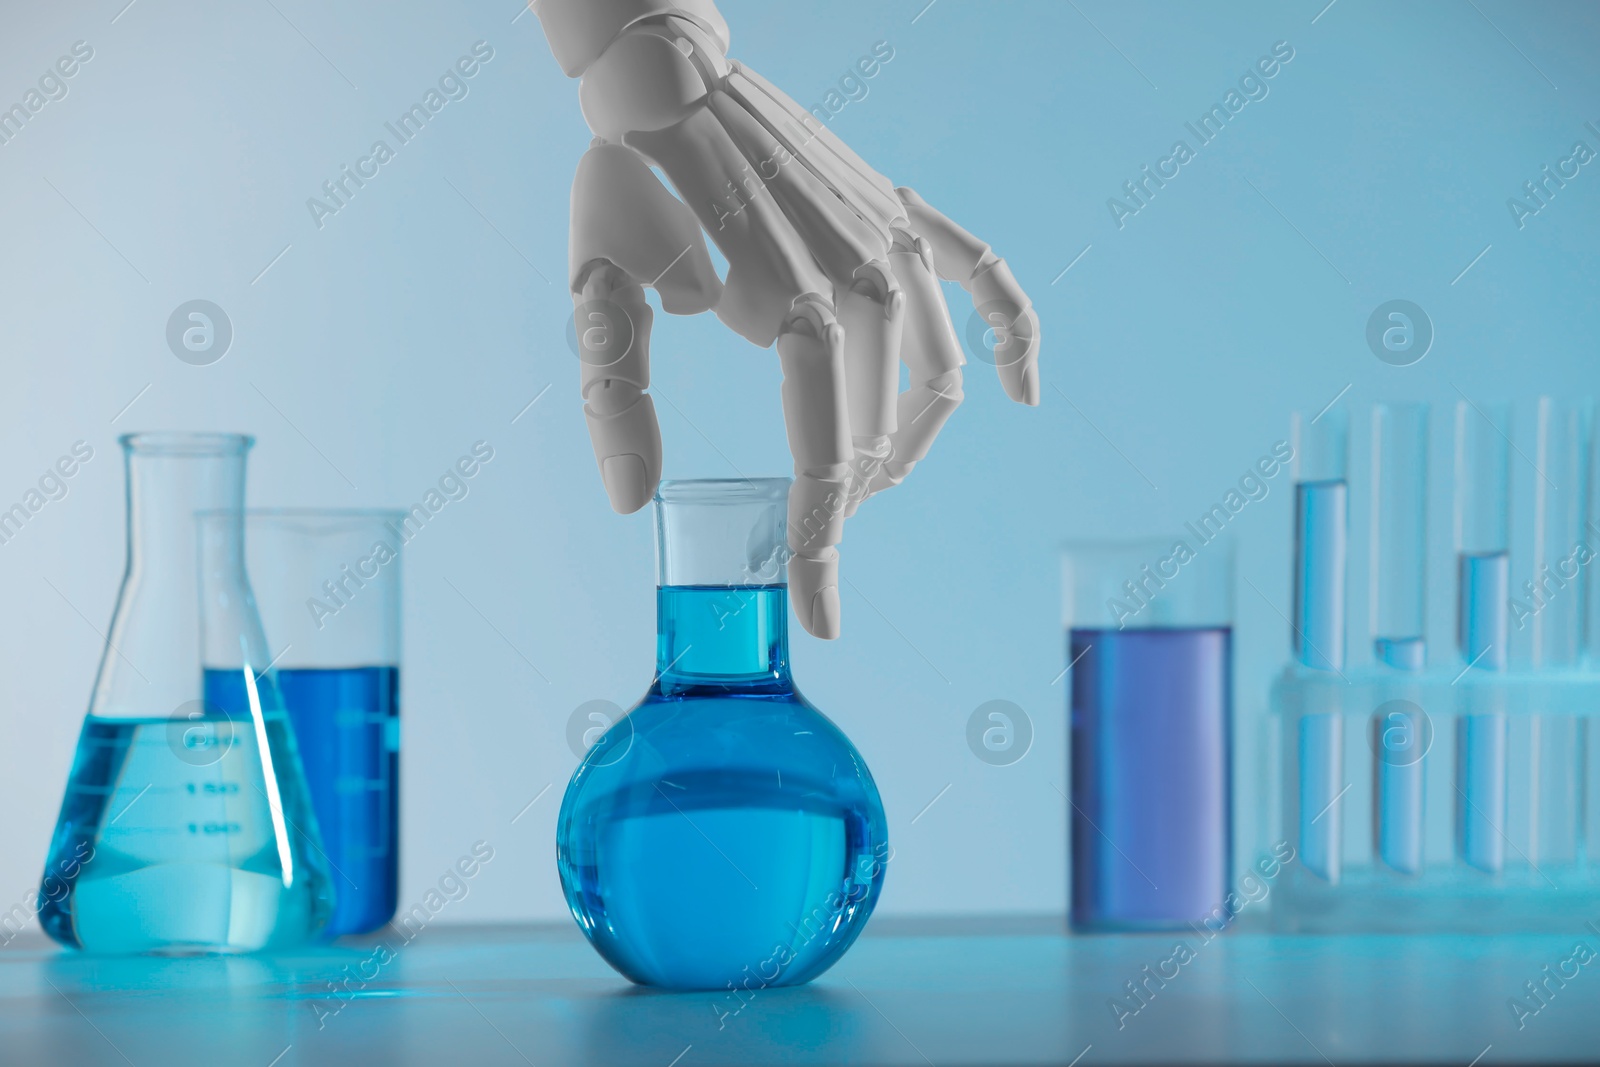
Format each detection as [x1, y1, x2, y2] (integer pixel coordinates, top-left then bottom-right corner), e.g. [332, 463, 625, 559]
[1294, 407, 1351, 672]
[1587, 414, 1600, 865]
[1531, 398, 1590, 668]
[1292, 406, 1349, 882]
[1454, 399, 1510, 874]
[1372, 404, 1429, 670]
[1371, 403, 1428, 874]
[1523, 399, 1591, 865]
[1590, 407, 1600, 667]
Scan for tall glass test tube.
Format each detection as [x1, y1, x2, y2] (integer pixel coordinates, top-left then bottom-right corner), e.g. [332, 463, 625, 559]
[1293, 408, 1350, 671]
[1371, 404, 1429, 670]
[1587, 413, 1600, 865]
[1525, 399, 1590, 866]
[1590, 409, 1600, 667]
[1370, 403, 1428, 874]
[1063, 540, 1232, 931]
[1292, 407, 1349, 882]
[1532, 399, 1590, 668]
[1454, 400, 1510, 873]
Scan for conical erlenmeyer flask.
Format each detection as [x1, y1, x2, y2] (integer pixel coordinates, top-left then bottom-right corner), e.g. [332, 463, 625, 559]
[38, 433, 332, 953]
[556, 478, 889, 990]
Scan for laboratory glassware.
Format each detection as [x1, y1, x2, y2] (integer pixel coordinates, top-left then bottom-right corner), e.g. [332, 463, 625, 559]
[1519, 400, 1589, 867]
[1371, 403, 1428, 874]
[1291, 406, 1350, 883]
[1590, 403, 1600, 670]
[1270, 399, 1600, 933]
[1588, 405, 1600, 868]
[1531, 399, 1589, 669]
[39, 434, 332, 953]
[1293, 407, 1350, 673]
[1454, 400, 1511, 873]
[246, 509, 403, 936]
[1371, 404, 1429, 672]
[1063, 539, 1233, 931]
[556, 478, 888, 990]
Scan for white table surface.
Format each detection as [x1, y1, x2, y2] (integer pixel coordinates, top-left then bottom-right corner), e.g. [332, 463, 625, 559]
[1, 918, 1596, 1066]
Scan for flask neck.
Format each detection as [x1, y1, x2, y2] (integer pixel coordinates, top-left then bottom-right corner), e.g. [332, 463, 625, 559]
[655, 584, 790, 692]
[649, 478, 792, 693]
[92, 435, 256, 718]
[125, 448, 247, 574]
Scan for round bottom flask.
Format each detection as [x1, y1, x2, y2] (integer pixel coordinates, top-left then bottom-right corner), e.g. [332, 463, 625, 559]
[557, 479, 888, 991]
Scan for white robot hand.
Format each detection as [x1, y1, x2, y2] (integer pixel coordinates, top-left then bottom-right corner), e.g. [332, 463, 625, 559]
[538, 0, 1041, 639]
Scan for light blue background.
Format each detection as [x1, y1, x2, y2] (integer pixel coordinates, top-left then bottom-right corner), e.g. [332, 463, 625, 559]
[0, 0, 1596, 925]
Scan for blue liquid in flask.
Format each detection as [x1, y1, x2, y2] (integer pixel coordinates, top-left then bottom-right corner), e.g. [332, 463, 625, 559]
[40, 669, 332, 953]
[558, 585, 888, 991]
[1069, 626, 1232, 930]
[274, 667, 399, 935]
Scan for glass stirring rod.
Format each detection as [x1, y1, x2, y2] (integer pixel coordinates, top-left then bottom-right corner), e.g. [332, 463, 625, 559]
[1455, 400, 1511, 874]
[1293, 406, 1350, 883]
[1371, 403, 1428, 874]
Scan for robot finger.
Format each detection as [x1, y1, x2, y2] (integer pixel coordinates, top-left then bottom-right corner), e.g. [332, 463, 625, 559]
[777, 293, 852, 639]
[863, 231, 965, 500]
[896, 185, 1040, 406]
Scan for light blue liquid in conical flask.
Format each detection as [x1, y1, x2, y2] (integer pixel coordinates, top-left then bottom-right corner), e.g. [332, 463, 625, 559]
[38, 434, 331, 953]
[557, 479, 888, 991]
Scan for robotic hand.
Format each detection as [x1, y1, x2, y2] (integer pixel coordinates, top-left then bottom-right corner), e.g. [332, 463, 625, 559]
[537, 0, 1041, 639]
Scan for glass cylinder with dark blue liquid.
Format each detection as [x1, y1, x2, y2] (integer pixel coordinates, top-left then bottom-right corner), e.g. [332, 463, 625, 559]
[1064, 540, 1233, 931]
[246, 510, 404, 936]
[557, 478, 888, 991]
